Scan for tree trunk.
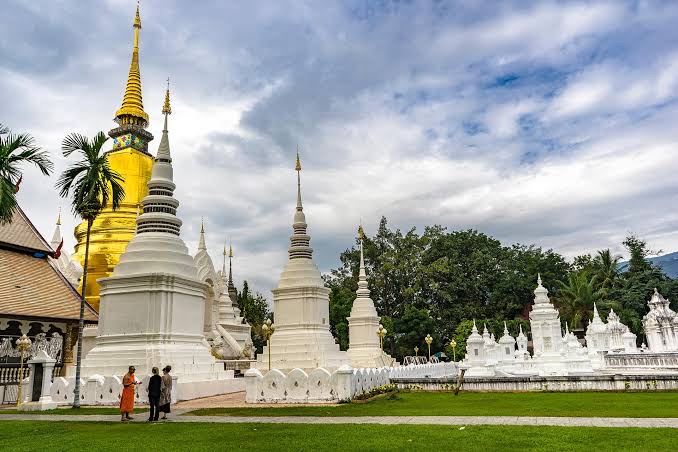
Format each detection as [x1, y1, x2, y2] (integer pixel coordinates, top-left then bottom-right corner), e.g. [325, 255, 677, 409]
[72, 218, 92, 408]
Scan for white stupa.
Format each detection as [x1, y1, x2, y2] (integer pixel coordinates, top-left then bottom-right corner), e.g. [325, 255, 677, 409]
[81, 87, 230, 389]
[528, 274, 563, 359]
[48, 209, 82, 287]
[347, 225, 394, 367]
[255, 152, 349, 371]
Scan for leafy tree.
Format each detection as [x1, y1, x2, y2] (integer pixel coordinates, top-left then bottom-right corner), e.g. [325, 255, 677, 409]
[328, 286, 353, 350]
[238, 280, 271, 353]
[56, 131, 124, 408]
[0, 123, 53, 223]
[592, 249, 621, 295]
[555, 271, 604, 329]
[393, 305, 437, 359]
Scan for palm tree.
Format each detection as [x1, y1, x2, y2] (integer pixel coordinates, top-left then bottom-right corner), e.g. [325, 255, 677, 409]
[0, 123, 53, 223]
[592, 249, 621, 295]
[555, 271, 605, 330]
[56, 131, 124, 408]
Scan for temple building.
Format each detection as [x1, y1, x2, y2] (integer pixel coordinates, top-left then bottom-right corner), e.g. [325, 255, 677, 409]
[0, 206, 97, 382]
[72, 5, 154, 311]
[255, 154, 349, 371]
[48, 210, 82, 287]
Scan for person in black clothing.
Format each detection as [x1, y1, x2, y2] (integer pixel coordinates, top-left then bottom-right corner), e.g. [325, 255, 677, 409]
[147, 367, 162, 422]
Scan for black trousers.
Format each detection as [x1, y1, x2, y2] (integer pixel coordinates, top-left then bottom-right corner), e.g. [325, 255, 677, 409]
[148, 395, 160, 420]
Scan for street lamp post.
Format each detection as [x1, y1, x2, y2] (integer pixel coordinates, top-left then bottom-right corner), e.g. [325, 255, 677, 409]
[450, 339, 457, 362]
[261, 319, 275, 371]
[15, 334, 32, 407]
[376, 324, 387, 350]
[425, 334, 433, 362]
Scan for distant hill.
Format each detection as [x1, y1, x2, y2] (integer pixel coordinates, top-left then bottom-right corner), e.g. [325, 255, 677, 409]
[619, 251, 678, 278]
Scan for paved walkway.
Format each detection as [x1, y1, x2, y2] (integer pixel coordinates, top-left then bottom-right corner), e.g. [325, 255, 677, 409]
[0, 414, 676, 428]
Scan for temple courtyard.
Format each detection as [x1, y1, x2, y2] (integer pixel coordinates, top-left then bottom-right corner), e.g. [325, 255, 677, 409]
[1, 391, 678, 451]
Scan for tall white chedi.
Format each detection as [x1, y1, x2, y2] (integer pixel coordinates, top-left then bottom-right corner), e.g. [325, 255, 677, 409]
[255, 153, 349, 371]
[347, 225, 394, 367]
[643, 289, 678, 352]
[529, 274, 563, 358]
[81, 87, 226, 381]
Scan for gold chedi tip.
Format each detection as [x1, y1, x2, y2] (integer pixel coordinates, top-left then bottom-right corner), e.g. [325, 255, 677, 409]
[56, 207, 61, 226]
[115, 3, 149, 127]
[295, 148, 302, 171]
[358, 224, 364, 240]
[229, 243, 233, 258]
[162, 78, 172, 115]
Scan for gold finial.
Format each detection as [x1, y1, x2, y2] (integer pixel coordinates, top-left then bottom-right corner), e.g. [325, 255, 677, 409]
[115, 2, 149, 127]
[229, 242, 233, 258]
[200, 217, 204, 233]
[295, 146, 302, 172]
[162, 77, 172, 115]
[56, 207, 61, 225]
[358, 224, 364, 240]
[134, 1, 141, 29]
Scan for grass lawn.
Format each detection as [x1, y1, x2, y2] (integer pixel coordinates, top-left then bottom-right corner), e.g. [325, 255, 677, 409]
[188, 391, 678, 418]
[0, 407, 148, 415]
[0, 421, 676, 451]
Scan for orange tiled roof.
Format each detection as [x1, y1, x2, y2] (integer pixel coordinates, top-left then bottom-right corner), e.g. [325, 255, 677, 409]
[0, 207, 53, 254]
[0, 249, 97, 322]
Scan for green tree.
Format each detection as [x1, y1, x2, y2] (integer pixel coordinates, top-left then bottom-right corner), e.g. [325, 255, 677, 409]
[56, 131, 124, 408]
[393, 305, 437, 359]
[555, 271, 604, 329]
[237, 280, 272, 353]
[592, 249, 621, 295]
[0, 123, 53, 223]
[328, 286, 353, 350]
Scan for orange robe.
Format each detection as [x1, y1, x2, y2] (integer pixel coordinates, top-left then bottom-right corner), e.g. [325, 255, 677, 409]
[120, 373, 135, 413]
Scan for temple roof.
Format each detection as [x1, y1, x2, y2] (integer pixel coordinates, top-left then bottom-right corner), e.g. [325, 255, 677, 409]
[0, 206, 97, 322]
[0, 206, 52, 255]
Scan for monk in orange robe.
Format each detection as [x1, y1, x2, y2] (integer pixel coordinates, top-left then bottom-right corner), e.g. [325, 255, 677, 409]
[120, 366, 138, 421]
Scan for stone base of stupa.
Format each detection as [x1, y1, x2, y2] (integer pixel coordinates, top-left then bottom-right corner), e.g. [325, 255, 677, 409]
[347, 347, 396, 368]
[254, 325, 350, 372]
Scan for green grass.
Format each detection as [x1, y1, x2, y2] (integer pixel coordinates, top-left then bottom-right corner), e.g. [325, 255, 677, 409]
[0, 407, 148, 415]
[0, 421, 676, 451]
[188, 391, 678, 418]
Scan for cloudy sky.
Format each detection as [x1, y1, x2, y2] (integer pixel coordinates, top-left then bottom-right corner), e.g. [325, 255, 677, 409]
[3, 0, 678, 296]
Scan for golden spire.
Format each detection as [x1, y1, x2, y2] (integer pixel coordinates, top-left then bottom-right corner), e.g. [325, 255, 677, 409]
[295, 146, 302, 171]
[162, 77, 172, 115]
[200, 217, 205, 233]
[358, 223, 364, 240]
[115, 2, 149, 127]
[229, 242, 233, 258]
[56, 207, 61, 226]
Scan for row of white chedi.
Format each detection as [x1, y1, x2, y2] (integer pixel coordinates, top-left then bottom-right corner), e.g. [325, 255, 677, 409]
[51, 84, 678, 385]
[463, 275, 678, 370]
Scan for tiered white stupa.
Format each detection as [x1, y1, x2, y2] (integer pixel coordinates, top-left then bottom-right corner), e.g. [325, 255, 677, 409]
[528, 274, 563, 360]
[255, 153, 349, 371]
[347, 226, 394, 367]
[81, 88, 231, 391]
[643, 289, 678, 352]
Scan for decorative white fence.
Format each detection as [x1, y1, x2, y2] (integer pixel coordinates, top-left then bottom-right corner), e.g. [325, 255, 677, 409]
[245, 365, 393, 403]
[245, 362, 458, 404]
[389, 362, 458, 379]
[50, 374, 178, 406]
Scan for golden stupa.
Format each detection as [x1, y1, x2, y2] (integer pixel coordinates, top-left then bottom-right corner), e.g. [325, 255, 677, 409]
[72, 5, 154, 311]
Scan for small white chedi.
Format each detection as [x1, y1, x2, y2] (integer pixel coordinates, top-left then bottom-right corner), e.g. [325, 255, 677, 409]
[193, 228, 253, 360]
[462, 275, 643, 377]
[643, 288, 678, 352]
[48, 211, 82, 287]
[255, 153, 349, 371]
[79, 89, 234, 397]
[346, 225, 394, 368]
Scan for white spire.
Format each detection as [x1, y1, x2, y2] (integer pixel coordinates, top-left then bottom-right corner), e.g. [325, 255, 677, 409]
[356, 224, 370, 298]
[50, 208, 62, 247]
[135, 86, 181, 236]
[472, 319, 478, 334]
[593, 302, 601, 320]
[288, 151, 313, 260]
[198, 218, 206, 250]
[503, 321, 509, 336]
